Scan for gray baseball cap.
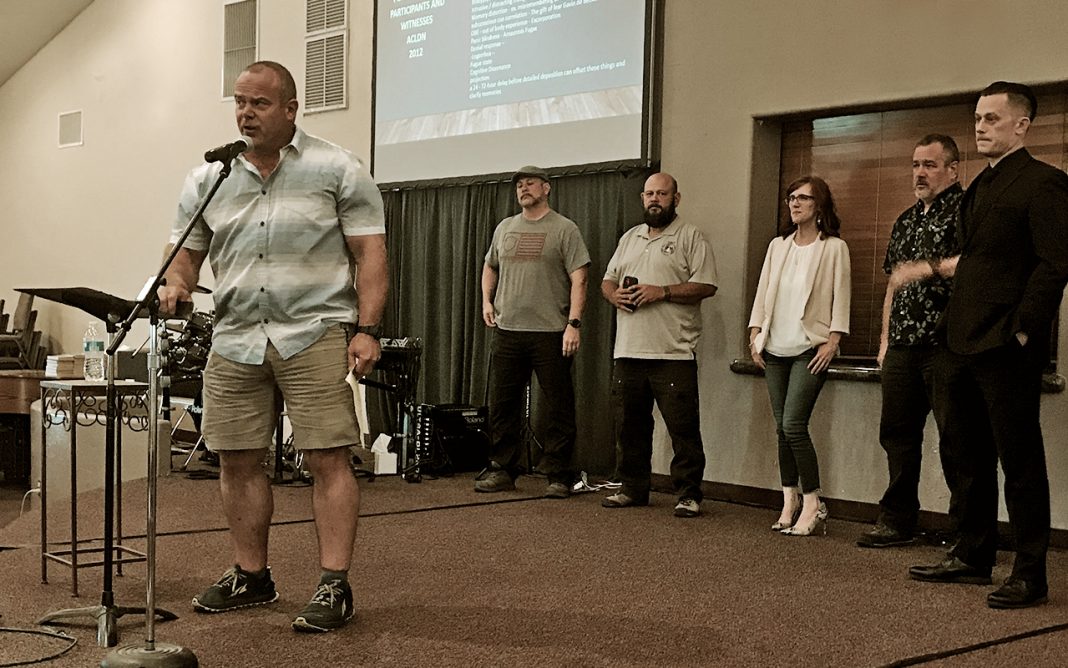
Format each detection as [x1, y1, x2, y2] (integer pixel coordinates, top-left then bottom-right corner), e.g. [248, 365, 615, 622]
[512, 165, 549, 184]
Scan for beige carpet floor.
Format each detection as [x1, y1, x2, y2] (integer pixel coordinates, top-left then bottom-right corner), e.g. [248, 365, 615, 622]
[1, 472, 1066, 667]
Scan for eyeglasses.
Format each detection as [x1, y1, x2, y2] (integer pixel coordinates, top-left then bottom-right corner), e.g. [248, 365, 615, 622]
[785, 193, 815, 204]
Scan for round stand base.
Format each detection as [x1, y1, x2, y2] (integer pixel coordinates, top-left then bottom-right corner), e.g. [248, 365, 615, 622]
[101, 642, 198, 667]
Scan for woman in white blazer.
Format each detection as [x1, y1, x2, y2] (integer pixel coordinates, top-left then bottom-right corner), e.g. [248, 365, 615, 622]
[748, 175, 851, 536]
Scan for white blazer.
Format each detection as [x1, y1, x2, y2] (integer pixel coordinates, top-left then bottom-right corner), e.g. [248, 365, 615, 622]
[748, 232, 851, 354]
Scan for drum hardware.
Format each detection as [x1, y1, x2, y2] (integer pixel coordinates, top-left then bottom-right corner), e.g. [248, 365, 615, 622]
[268, 387, 312, 487]
[151, 311, 213, 472]
[164, 311, 213, 384]
[271, 426, 312, 486]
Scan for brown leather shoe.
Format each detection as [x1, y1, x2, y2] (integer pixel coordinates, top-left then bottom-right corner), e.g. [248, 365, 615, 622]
[908, 556, 991, 584]
[987, 578, 1048, 609]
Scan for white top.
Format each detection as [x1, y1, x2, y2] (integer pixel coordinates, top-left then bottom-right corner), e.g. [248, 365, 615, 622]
[764, 239, 820, 357]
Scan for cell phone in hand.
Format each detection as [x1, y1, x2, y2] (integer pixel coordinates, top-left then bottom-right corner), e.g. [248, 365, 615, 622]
[622, 276, 638, 311]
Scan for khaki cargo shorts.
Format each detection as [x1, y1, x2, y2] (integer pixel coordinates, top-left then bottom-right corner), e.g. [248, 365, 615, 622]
[201, 325, 360, 452]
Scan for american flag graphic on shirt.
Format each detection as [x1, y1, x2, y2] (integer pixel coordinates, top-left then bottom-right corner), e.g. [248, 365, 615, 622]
[503, 232, 547, 261]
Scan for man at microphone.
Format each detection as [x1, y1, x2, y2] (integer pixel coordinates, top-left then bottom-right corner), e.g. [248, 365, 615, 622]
[158, 60, 387, 633]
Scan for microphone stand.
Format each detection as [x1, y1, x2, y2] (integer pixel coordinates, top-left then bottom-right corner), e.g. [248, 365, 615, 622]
[100, 156, 240, 667]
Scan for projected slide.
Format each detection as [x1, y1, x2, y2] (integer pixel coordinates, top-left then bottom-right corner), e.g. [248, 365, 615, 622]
[375, 0, 647, 183]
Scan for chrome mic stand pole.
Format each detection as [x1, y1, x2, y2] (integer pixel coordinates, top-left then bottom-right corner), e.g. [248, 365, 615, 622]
[102, 315, 195, 666]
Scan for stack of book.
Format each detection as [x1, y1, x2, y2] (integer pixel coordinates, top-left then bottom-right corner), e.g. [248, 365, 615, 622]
[45, 354, 85, 378]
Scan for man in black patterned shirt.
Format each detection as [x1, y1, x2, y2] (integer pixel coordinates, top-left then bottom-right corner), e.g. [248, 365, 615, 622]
[857, 134, 963, 548]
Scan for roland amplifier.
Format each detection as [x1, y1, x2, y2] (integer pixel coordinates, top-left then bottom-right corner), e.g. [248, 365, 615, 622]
[429, 404, 489, 473]
[433, 404, 487, 431]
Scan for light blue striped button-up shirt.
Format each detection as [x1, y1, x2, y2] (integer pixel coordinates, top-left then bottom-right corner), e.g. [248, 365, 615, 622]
[171, 128, 385, 364]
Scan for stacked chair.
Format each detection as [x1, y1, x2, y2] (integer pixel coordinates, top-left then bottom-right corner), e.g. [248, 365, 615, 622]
[0, 293, 46, 370]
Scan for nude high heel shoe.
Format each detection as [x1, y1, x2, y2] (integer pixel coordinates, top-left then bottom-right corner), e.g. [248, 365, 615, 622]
[771, 508, 800, 531]
[770, 490, 801, 531]
[781, 502, 828, 536]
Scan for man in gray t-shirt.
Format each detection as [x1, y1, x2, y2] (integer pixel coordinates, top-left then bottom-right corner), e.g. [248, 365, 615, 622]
[474, 165, 591, 498]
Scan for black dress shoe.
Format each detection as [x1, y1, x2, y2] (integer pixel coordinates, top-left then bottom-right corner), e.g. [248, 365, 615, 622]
[857, 523, 915, 548]
[908, 556, 992, 584]
[987, 578, 1048, 609]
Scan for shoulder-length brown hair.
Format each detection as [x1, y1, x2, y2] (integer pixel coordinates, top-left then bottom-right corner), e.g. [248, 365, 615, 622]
[780, 175, 842, 239]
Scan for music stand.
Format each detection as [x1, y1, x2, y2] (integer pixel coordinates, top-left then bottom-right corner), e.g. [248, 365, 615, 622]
[18, 288, 182, 646]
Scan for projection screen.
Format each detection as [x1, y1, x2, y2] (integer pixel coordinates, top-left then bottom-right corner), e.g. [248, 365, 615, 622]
[374, 0, 651, 183]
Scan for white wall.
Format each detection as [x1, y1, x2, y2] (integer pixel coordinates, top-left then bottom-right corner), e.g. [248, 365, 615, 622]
[3, 0, 1068, 526]
[0, 0, 375, 356]
[659, 0, 1068, 527]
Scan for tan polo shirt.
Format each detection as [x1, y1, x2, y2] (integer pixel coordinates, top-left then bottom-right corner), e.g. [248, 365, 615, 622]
[603, 217, 718, 360]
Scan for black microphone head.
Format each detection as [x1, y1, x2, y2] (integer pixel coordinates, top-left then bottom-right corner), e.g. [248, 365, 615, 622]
[204, 136, 255, 163]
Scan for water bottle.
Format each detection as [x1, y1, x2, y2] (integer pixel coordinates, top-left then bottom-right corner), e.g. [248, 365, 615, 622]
[82, 322, 106, 382]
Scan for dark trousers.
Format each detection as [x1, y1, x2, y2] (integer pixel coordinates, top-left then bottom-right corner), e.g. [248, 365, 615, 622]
[878, 345, 960, 533]
[612, 359, 705, 501]
[937, 344, 1049, 585]
[487, 328, 576, 483]
[763, 350, 826, 494]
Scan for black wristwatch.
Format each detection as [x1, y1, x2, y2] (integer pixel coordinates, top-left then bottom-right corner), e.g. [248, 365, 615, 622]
[356, 324, 383, 340]
[567, 318, 582, 329]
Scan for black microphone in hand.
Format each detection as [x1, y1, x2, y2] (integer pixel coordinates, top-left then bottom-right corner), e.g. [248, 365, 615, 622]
[204, 136, 254, 163]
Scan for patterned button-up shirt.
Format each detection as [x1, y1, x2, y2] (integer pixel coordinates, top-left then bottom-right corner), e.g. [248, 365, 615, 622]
[884, 182, 963, 346]
[171, 128, 385, 364]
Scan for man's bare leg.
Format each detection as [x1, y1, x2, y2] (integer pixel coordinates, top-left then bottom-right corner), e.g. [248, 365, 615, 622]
[302, 446, 360, 570]
[219, 448, 273, 571]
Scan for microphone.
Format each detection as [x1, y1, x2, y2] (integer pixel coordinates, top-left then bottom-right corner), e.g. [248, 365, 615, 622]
[204, 136, 254, 163]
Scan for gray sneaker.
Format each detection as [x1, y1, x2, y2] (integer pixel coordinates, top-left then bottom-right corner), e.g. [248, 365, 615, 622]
[292, 578, 355, 633]
[544, 481, 570, 498]
[192, 566, 279, 613]
[474, 469, 515, 493]
[601, 492, 648, 508]
[674, 498, 701, 518]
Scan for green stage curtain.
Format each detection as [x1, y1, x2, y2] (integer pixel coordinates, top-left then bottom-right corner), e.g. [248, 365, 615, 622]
[375, 165, 652, 476]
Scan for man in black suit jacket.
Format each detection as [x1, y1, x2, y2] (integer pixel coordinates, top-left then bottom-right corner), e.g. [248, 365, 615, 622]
[907, 82, 1068, 609]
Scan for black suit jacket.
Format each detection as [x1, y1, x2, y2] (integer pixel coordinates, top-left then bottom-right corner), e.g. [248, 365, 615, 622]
[943, 148, 1068, 355]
